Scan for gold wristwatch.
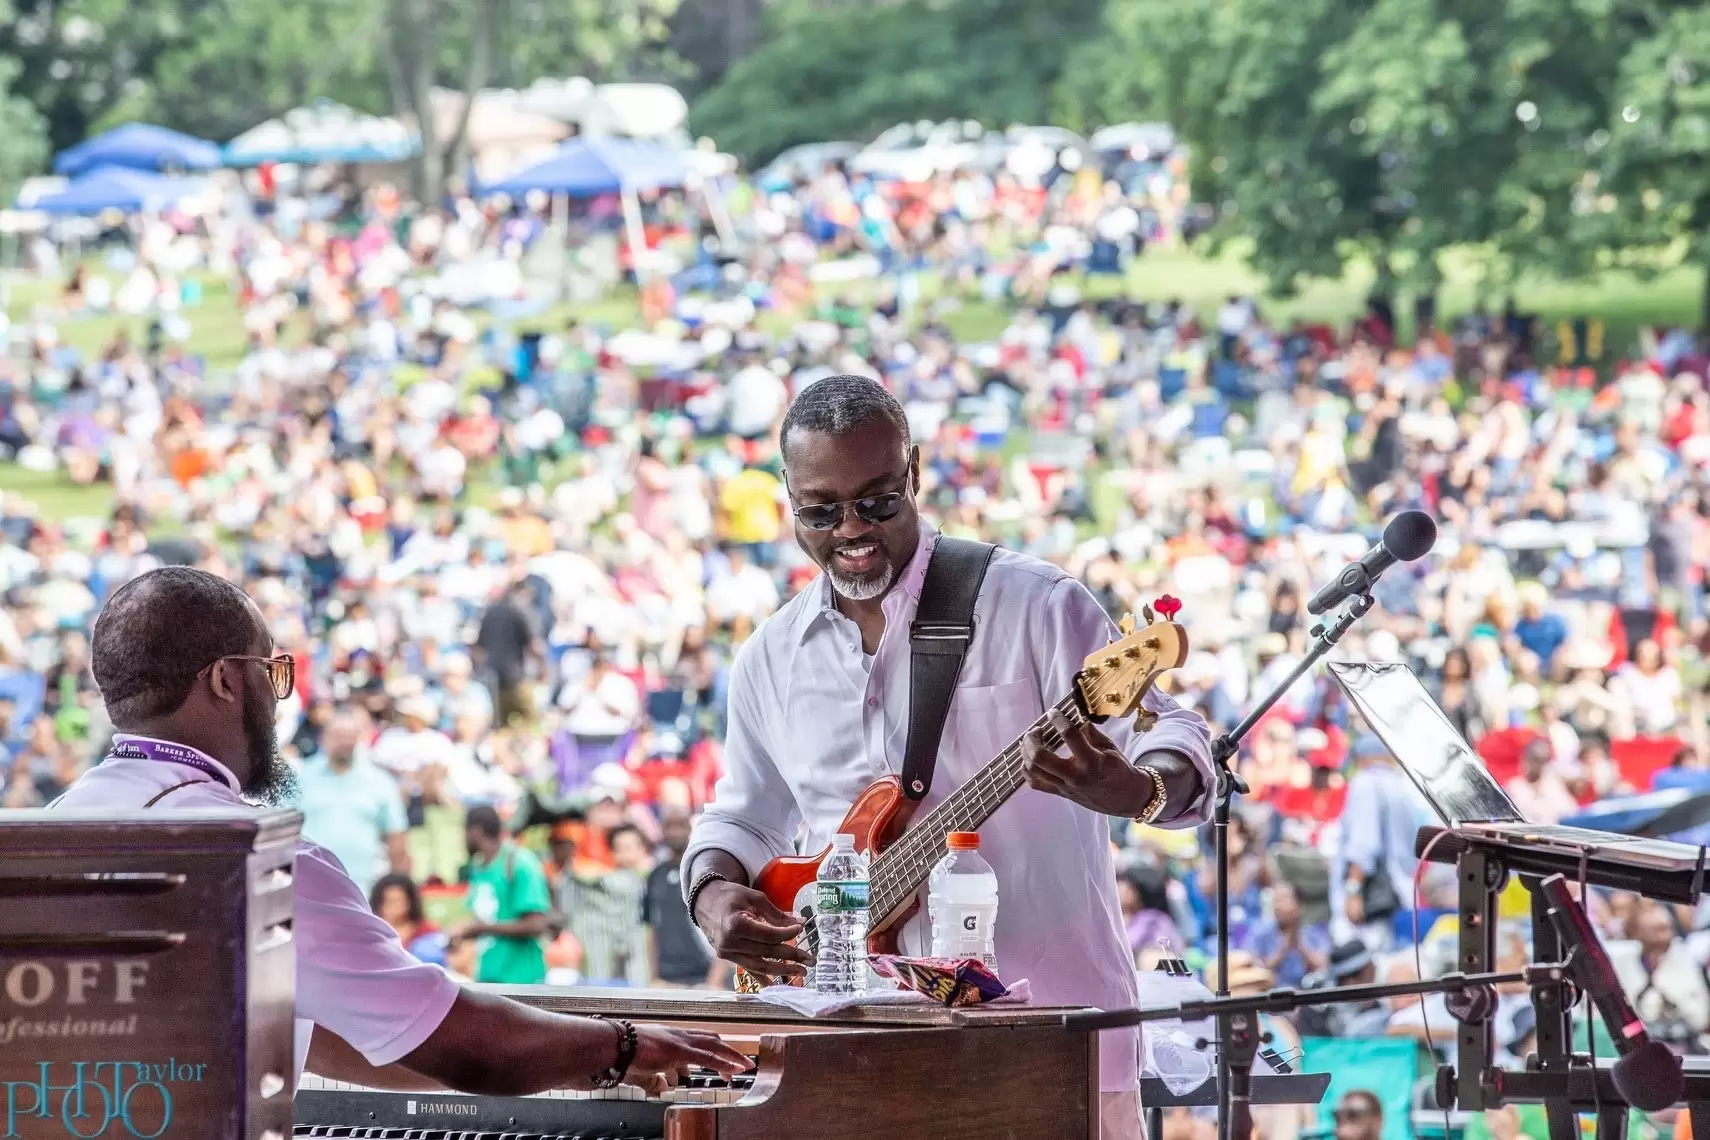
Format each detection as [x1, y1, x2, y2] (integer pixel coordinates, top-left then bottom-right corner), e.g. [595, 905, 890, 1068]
[1132, 764, 1168, 825]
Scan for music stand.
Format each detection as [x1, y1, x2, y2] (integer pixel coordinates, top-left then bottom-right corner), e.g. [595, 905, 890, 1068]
[1446, 843, 1710, 1140]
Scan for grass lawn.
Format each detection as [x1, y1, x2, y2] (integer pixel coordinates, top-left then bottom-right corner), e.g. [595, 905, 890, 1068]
[0, 465, 116, 521]
[938, 245, 1705, 343]
[1, 242, 1703, 527]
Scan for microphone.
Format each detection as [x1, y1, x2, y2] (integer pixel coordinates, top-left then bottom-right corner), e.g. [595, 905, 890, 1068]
[1539, 874, 1684, 1111]
[1307, 511, 1437, 615]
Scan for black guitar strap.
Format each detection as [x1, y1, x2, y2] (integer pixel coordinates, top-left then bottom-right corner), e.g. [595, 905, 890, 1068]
[901, 536, 998, 801]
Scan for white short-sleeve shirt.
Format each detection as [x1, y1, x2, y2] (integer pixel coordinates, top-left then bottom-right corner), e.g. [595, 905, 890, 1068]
[51, 735, 461, 1087]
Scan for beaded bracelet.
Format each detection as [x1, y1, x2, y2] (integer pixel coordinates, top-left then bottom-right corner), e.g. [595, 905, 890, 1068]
[685, 869, 731, 933]
[592, 1017, 638, 1089]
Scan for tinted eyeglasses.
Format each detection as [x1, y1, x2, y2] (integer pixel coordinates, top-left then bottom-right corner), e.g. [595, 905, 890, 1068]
[1333, 1108, 1376, 1123]
[201, 653, 295, 700]
[791, 491, 907, 531]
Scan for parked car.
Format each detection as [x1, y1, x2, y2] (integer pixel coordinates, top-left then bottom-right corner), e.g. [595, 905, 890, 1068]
[981, 125, 1090, 182]
[1091, 122, 1179, 180]
[850, 120, 985, 182]
[755, 141, 862, 191]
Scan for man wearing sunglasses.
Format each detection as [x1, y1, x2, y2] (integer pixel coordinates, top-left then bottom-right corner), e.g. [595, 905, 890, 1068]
[1332, 1091, 1385, 1140]
[684, 375, 1213, 1140]
[53, 567, 747, 1100]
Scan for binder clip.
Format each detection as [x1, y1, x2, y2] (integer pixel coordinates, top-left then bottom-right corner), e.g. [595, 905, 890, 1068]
[1153, 938, 1192, 977]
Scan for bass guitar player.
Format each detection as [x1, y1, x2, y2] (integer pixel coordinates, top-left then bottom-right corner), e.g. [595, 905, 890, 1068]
[683, 375, 1213, 1140]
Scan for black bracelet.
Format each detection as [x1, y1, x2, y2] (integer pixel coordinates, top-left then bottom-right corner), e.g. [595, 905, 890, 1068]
[592, 1017, 638, 1089]
[685, 870, 730, 933]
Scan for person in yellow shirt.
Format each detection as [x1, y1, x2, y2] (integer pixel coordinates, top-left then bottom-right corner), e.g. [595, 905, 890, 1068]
[717, 466, 784, 563]
[495, 489, 553, 559]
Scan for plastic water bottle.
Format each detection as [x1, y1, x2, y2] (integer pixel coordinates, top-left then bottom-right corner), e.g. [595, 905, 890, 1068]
[928, 831, 999, 971]
[815, 833, 870, 995]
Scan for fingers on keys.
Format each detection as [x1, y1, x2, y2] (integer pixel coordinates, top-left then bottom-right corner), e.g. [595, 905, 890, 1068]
[679, 1032, 752, 1074]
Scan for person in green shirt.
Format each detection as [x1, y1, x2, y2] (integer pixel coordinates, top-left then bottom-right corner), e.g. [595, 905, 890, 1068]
[458, 806, 552, 984]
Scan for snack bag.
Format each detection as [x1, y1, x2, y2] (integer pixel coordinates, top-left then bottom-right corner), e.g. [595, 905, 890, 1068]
[869, 954, 1011, 1007]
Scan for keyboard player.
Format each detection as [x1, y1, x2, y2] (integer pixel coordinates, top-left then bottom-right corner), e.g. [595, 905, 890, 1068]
[51, 567, 750, 1097]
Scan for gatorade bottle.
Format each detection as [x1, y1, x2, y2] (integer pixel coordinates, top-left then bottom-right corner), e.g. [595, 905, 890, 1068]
[928, 831, 999, 971]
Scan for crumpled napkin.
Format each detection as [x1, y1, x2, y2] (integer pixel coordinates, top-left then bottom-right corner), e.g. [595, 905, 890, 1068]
[757, 977, 1032, 1017]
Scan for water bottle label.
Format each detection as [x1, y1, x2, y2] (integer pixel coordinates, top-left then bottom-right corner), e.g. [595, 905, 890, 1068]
[816, 880, 870, 913]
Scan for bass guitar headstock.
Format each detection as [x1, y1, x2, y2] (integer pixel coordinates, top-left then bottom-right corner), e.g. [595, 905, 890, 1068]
[1075, 597, 1188, 728]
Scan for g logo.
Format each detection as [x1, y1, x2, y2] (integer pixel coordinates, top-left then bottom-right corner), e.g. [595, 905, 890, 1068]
[962, 914, 977, 932]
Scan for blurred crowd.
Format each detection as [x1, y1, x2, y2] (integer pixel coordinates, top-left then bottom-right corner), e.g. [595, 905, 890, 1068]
[2, 150, 1710, 1139]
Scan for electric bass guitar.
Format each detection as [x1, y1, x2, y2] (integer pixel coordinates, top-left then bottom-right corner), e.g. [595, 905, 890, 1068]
[739, 608, 1188, 990]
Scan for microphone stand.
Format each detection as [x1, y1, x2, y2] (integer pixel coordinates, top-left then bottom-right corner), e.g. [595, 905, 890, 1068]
[1209, 591, 1374, 1140]
[1068, 962, 1569, 1140]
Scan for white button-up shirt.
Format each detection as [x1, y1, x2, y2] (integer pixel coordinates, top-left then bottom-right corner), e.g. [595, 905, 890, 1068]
[687, 524, 1213, 1092]
[51, 735, 461, 1089]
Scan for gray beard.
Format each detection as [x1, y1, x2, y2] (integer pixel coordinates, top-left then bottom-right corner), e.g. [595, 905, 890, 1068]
[828, 562, 896, 601]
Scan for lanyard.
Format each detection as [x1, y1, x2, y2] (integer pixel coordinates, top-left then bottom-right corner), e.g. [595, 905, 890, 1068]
[106, 738, 232, 787]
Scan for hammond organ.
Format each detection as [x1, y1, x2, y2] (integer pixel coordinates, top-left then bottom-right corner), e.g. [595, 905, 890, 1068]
[293, 987, 1102, 1140]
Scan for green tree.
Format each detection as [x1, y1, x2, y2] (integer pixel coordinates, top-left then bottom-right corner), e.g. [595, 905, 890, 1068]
[0, 49, 47, 198]
[0, 0, 387, 152]
[1082, 0, 1626, 309]
[0, 0, 682, 195]
[1534, 5, 1710, 331]
[123, 0, 387, 141]
[692, 0, 1104, 165]
[381, 0, 681, 198]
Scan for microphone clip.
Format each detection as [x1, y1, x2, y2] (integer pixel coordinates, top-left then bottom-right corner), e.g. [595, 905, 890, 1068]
[1308, 591, 1375, 640]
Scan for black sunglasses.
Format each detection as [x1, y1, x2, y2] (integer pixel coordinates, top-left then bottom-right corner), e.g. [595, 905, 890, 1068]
[1333, 1108, 1375, 1123]
[791, 491, 907, 531]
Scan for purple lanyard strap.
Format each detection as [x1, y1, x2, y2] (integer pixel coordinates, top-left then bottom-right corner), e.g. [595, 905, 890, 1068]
[107, 738, 230, 786]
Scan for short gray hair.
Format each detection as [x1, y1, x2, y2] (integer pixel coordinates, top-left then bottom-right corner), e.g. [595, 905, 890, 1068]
[779, 374, 909, 459]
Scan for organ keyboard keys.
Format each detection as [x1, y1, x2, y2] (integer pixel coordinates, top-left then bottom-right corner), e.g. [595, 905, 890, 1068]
[293, 987, 1104, 1140]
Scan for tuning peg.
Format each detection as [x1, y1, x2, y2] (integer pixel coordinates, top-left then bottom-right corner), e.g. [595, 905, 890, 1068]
[1121, 612, 1138, 636]
[1139, 606, 1154, 627]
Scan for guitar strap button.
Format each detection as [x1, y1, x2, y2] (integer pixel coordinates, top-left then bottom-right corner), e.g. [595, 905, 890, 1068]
[911, 779, 925, 794]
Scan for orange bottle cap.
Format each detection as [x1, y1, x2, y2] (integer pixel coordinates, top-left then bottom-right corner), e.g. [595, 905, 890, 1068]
[947, 831, 980, 850]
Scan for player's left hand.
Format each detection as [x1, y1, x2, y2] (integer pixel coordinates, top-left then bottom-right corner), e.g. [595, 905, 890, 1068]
[1021, 708, 1159, 818]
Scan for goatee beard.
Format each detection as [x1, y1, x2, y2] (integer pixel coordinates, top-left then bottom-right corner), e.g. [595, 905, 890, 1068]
[242, 685, 296, 805]
[828, 562, 896, 601]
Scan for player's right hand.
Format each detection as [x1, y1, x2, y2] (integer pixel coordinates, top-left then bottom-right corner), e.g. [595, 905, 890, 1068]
[626, 1025, 752, 1096]
[692, 880, 814, 980]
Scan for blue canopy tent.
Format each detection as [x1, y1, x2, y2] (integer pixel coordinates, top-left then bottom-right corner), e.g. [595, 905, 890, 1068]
[54, 123, 221, 178]
[481, 137, 688, 197]
[29, 167, 197, 215]
[482, 138, 694, 275]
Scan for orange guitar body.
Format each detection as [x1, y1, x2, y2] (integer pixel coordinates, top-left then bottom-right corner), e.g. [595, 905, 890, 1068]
[752, 774, 920, 954]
